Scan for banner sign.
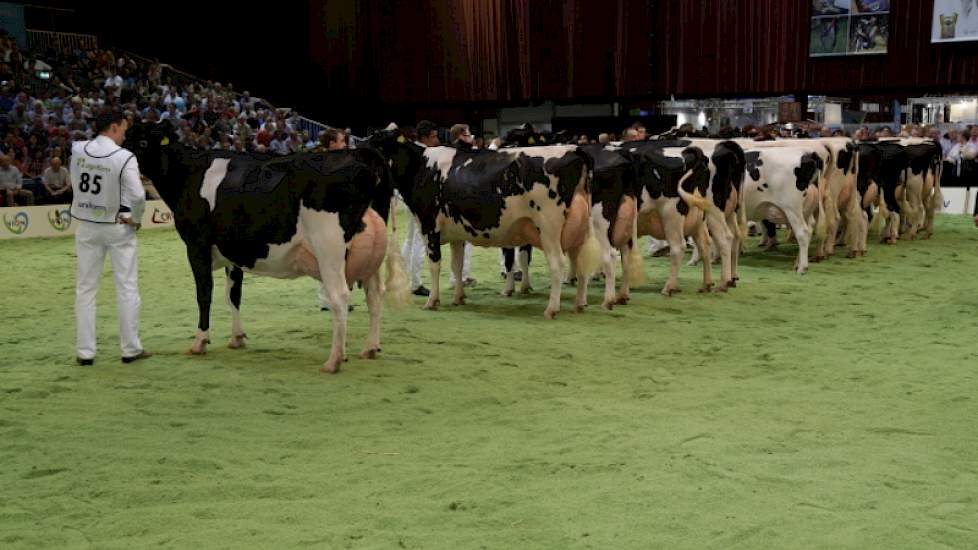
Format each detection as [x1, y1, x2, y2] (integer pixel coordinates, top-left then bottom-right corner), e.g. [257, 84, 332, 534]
[0, 200, 174, 240]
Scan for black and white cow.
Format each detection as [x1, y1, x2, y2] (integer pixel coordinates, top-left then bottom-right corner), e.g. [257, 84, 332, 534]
[739, 146, 826, 273]
[883, 138, 943, 240]
[631, 139, 744, 292]
[126, 121, 407, 374]
[858, 141, 907, 245]
[368, 130, 599, 319]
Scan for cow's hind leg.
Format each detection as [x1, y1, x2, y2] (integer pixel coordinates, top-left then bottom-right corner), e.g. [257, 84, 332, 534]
[225, 267, 247, 349]
[300, 211, 351, 373]
[660, 208, 686, 296]
[501, 248, 516, 297]
[691, 223, 714, 293]
[424, 233, 442, 310]
[518, 245, 533, 294]
[541, 235, 565, 320]
[187, 244, 213, 355]
[359, 269, 383, 359]
[450, 241, 466, 306]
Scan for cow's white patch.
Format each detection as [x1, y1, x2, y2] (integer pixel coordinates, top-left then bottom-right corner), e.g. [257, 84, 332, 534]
[424, 146, 458, 183]
[463, 159, 473, 167]
[201, 158, 231, 212]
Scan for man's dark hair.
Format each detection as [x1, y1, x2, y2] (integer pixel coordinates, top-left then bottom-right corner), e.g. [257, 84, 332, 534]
[962, 130, 971, 141]
[94, 108, 126, 134]
[416, 120, 437, 140]
[321, 127, 344, 146]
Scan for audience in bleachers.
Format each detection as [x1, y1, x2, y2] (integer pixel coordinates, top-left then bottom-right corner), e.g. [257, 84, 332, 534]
[1, 31, 338, 206]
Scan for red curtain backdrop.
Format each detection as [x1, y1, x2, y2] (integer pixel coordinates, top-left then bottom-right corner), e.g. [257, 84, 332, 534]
[656, 0, 978, 96]
[310, 0, 654, 105]
[308, 0, 978, 122]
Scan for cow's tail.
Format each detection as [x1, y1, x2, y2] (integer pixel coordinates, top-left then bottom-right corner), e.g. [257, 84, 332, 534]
[676, 170, 713, 211]
[625, 232, 647, 288]
[814, 187, 828, 244]
[870, 197, 884, 236]
[384, 197, 412, 310]
[932, 168, 944, 215]
[575, 225, 603, 280]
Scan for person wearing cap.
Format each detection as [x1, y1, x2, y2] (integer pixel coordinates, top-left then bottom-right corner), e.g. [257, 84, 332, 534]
[69, 108, 151, 366]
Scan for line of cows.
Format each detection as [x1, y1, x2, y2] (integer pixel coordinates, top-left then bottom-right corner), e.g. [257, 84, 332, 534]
[124, 121, 943, 373]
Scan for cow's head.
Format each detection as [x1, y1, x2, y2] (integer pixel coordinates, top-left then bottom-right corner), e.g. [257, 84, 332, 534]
[125, 120, 179, 182]
[365, 128, 425, 201]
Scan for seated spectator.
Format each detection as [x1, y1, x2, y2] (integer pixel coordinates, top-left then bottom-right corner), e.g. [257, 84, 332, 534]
[25, 149, 47, 179]
[269, 131, 290, 155]
[41, 156, 71, 204]
[0, 154, 33, 206]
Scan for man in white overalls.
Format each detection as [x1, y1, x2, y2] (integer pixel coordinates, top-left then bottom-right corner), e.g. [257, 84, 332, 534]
[70, 108, 151, 365]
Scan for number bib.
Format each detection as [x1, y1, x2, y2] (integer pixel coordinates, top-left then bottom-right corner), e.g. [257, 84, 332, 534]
[69, 139, 135, 224]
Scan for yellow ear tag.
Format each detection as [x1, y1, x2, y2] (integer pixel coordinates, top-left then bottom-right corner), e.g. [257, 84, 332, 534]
[396, 135, 406, 143]
[160, 136, 170, 146]
[528, 136, 535, 144]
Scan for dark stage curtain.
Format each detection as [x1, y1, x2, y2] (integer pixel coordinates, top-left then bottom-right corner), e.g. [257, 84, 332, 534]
[310, 0, 654, 106]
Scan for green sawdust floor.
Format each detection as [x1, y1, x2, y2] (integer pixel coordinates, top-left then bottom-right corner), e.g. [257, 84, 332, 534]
[1, 215, 977, 549]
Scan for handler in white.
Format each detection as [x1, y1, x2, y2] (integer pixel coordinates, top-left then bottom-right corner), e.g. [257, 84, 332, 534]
[70, 108, 151, 365]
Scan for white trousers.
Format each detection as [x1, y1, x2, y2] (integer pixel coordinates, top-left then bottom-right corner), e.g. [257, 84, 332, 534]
[448, 243, 472, 286]
[401, 213, 427, 290]
[647, 236, 669, 254]
[75, 221, 143, 359]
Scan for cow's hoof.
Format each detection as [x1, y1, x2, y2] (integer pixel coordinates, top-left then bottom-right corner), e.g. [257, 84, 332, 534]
[573, 304, 586, 314]
[227, 334, 247, 349]
[320, 357, 345, 374]
[422, 299, 440, 311]
[359, 348, 380, 360]
[453, 297, 466, 306]
[813, 255, 826, 263]
[614, 295, 630, 306]
[602, 301, 614, 311]
[501, 290, 514, 298]
[797, 268, 808, 275]
[544, 309, 558, 320]
[846, 251, 858, 259]
[519, 287, 533, 295]
[188, 341, 210, 355]
[729, 279, 738, 288]
[699, 284, 713, 294]
[661, 287, 678, 297]
[715, 283, 730, 293]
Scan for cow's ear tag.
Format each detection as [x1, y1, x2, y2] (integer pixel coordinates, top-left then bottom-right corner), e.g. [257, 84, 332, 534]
[528, 136, 535, 144]
[160, 136, 170, 146]
[396, 135, 406, 144]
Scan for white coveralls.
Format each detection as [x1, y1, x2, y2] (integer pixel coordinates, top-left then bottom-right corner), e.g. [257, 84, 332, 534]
[70, 135, 146, 360]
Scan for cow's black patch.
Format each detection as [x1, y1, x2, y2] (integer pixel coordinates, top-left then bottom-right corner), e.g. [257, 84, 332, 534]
[745, 151, 763, 181]
[836, 142, 856, 176]
[709, 141, 745, 209]
[581, 145, 634, 240]
[794, 152, 822, 192]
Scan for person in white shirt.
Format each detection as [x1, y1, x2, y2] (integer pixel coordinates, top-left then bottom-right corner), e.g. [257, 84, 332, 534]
[104, 74, 124, 99]
[42, 156, 71, 203]
[70, 108, 151, 366]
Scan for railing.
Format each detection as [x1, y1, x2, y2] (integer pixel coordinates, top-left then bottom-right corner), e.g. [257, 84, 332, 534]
[295, 116, 330, 141]
[26, 29, 97, 52]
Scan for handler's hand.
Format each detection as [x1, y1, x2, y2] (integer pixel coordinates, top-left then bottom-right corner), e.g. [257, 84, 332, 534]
[119, 217, 141, 230]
